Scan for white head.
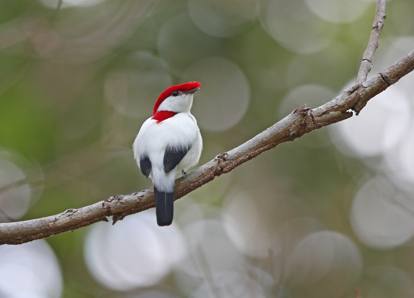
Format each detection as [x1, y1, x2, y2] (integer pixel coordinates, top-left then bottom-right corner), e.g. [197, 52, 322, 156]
[153, 81, 201, 115]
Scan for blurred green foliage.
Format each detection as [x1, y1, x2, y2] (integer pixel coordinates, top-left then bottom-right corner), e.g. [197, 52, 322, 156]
[1, 0, 414, 297]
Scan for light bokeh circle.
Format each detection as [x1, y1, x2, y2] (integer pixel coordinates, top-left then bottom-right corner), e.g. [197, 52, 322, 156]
[384, 123, 414, 189]
[0, 241, 62, 298]
[177, 219, 246, 278]
[192, 271, 268, 298]
[278, 84, 335, 116]
[188, 0, 258, 38]
[285, 230, 362, 290]
[331, 87, 411, 158]
[157, 14, 221, 71]
[222, 191, 274, 258]
[39, 0, 106, 9]
[104, 51, 172, 119]
[183, 57, 250, 132]
[260, 0, 337, 54]
[304, 0, 370, 24]
[0, 151, 34, 221]
[351, 176, 414, 249]
[359, 266, 414, 298]
[84, 211, 187, 291]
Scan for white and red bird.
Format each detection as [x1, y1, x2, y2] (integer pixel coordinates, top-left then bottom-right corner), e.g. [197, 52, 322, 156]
[133, 81, 203, 226]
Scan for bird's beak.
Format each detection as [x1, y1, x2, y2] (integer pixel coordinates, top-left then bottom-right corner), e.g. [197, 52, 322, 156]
[185, 87, 200, 95]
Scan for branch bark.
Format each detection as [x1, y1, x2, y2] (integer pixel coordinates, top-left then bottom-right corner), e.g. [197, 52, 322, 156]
[356, 0, 387, 85]
[1, 49, 414, 245]
[2, 1, 414, 245]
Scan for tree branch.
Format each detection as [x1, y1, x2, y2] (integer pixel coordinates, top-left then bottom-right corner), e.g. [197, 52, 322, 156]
[356, 0, 386, 85]
[2, 1, 412, 245]
[1, 49, 414, 245]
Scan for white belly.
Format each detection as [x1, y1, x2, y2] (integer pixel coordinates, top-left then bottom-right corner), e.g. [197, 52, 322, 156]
[133, 112, 202, 190]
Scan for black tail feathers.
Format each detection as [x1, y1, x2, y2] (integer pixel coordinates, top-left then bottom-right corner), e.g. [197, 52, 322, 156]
[154, 187, 174, 226]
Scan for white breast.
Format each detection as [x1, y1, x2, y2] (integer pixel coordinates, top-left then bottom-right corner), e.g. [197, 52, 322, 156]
[133, 113, 202, 189]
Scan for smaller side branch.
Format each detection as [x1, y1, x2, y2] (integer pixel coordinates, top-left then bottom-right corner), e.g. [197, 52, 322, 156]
[356, 0, 387, 85]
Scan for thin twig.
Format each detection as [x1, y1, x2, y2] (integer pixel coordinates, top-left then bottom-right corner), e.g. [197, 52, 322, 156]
[0, 49, 414, 245]
[356, 0, 387, 85]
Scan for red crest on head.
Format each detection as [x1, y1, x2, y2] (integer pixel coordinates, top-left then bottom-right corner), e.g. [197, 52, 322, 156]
[152, 81, 201, 115]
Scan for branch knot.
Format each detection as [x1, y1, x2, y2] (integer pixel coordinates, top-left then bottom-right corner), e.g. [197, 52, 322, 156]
[379, 72, 392, 86]
[214, 153, 229, 176]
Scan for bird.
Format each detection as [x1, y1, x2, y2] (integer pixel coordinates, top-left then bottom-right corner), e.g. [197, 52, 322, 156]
[133, 81, 203, 226]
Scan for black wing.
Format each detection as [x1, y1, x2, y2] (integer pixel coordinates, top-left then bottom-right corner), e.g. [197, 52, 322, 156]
[163, 145, 191, 173]
[140, 155, 152, 177]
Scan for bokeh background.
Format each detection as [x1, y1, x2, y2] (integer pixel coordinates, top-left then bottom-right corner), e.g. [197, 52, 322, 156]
[1, 0, 414, 297]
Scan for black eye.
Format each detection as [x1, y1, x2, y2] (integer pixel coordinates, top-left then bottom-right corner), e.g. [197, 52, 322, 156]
[171, 90, 179, 96]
